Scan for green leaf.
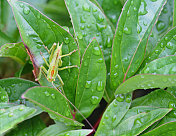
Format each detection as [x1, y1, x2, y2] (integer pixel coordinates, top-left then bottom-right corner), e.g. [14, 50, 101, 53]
[96, 0, 123, 27]
[45, 129, 92, 136]
[166, 86, 176, 97]
[131, 89, 176, 108]
[111, 0, 167, 91]
[0, 42, 28, 65]
[37, 123, 76, 136]
[114, 108, 171, 136]
[142, 27, 176, 68]
[141, 55, 176, 75]
[0, 86, 8, 102]
[141, 121, 176, 136]
[8, 0, 80, 103]
[75, 38, 106, 120]
[5, 115, 46, 136]
[22, 86, 83, 126]
[0, 105, 36, 134]
[115, 74, 176, 95]
[0, 77, 38, 103]
[95, 93, 132, 136]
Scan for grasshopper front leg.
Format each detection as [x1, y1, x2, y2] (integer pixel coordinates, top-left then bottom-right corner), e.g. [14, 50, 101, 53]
[35, 66, 48, 81]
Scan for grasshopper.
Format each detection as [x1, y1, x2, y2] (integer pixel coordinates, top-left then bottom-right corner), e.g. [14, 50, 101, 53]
[35, 42, 78, 85]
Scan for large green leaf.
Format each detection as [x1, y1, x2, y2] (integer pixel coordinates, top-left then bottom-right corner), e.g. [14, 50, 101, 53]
[75, 38, 106, 120]
[65, 0, 114, 102]
[5, 115, 46, 136]
[115, 74, 176, 95]
[142, 27, 176, 69]
[0, 105, 36, 134]
[0, 42, 28, 65]
[95, 93, 132, 136]
[8, 0, 80, 103]
[111, 0, 167, 93]
[37, 123, 75, 136]
[142, 121, 176, 136]
[114, 108, 171, 136]
[141, 55, 176, 75]
[22, 86, 83, 126]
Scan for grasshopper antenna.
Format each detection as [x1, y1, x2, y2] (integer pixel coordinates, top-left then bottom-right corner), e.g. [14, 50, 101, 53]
[52, 82, 95, 132]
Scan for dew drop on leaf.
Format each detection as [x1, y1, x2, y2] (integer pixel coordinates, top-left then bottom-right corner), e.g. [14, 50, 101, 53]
[82, 4, 90, 12]
[19, 3, 24, 8]
[160, 43, 164, 48]
[97, 58, 103, 63]
[156, 21, 165, 31]
[164, 37, 168, 41]
[80, 25, 85, 30]
[104, 114, 109, 119]
[98, 14, 104, 22]
[91, 96, 99, 104]
[77, 32, 83, 39]
[168, 101, 176, 109]
[134, 118, 142, 126]
[116, 94, 125, 102]
[8, 112, 14, 117]
[137, 23, 142, 34]
[166, 42, 173, 49]
[96, 24, 106, 32]
[113, 101, 118, 107]
[124, 27, 132, 35]
[125, 94, 131, 103]
[131, 0, 134, 5]
[64, 37, 70, 44]
[93, 47, 101, 56]
[85, 81, 92, 88]
[51, 94, 55, 99]
[97, 81, 104, 92]
[44, 91, 50, 97]
[19, 106, 24, 111]
[23, 7, 30, 15]
[112, 115, 117, 122]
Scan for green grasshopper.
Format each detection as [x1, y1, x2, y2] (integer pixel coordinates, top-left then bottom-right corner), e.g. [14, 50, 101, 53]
[35, 42, 77, 85]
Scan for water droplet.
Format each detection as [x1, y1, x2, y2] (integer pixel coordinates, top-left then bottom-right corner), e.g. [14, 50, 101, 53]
[113, 73, 118, 78]
[104, 114, 109, 119]
[77, 32, 83, 39]
[44, 91, 50, 96]
[51, 94, 55, 99]
[93, 8, 97, 12]
[23, 7, 30, 15]
[131, 1, 134, 5]
[8, 112, 14, 117]
[156, 21, 165, 31]
[160, 43, 164, 48]
[98, 14, 104, 22]
[116, 94, 125, 102]
[143, 20, 147, 26]
[139, 0, 148, 15]
[124, 27, 132, 35]
[87, 24, 91, 28]
[85, 81, 92, 88]
[97, 58, 103, 63]
[19, 106, 24, 111]
[64, 37, 70, 44]
[65, 133, 70, 136]
[133, 7, 137, 11]
[19, 3, 24, 8]
[113, 101, 118, 107]
[96, 23, 106, 32]
[82, 4, 90, 12]
[134, 118, 142, 126]
[106, 37, 112, 48]
[166, 42, 173, 49]
[37, 13, 41, 19]
[112, 115, 117, 122]
[80, 24, 85, 30]
[118, 30, 122, 36]
[169, 101, 176, 109]
[125, 94, 131, 103]
[127, 10, 130, 17]
[137, 23, 142, 34]
[155, 50, 159, 54]
[80, 16, 86, 23]
[164, 37, 168, 41]
[93, 47, 101, 56]
[97, 81, 104, 92]
[162, 7, 168, 13]
[91, 96, 99, 104]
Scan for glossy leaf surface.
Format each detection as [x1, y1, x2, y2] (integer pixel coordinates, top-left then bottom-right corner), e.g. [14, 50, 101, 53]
[0, 86, 8, 102]
[115, 74, 176, 95]
[111, 0, 167, 91]
[141, 55, 176, 75]
[142, 121, 176, 136]
[0, 105, 36, 134]
[95, 93, 132, 136]
[75, 38, 106, 120]
[114, 108, 171, 136]
[8, 0, 80, 103]
[96, 0, 123, 27]
[5, 115, 46, 136]
[142, 27, 176, 68]
[0, 42, 28, 65]
[22, 86, 83, 126]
